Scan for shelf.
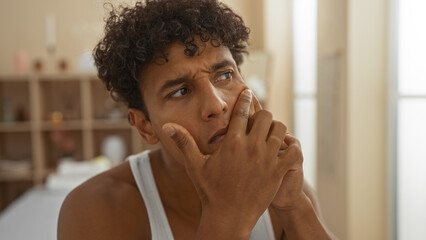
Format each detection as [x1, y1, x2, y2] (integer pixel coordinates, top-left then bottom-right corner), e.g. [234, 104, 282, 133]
[92, 119, 131, 130]
[0, 132, 33, 160]
[41, 120, 83, 131]
[42, 130, 84, 168]
[0, 81, 31, 122]
[38, 74, 94, 81]
[0, 171, 33, 182]
[0, 75, 30, 82]
[0, 122, 32, 132]
[39, 80, 82, 121]
[0, 74, 149, 212]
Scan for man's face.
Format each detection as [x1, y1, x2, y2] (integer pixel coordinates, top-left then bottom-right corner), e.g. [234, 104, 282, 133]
[140, 40, 249, 155]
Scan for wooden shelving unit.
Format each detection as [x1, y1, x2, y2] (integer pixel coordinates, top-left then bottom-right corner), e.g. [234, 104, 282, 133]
[0, 74, 152, 211]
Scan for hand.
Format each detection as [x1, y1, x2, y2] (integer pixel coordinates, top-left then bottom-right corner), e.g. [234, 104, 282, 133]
[162, 89, 288, 231]
[270, 134, 305, 211]
[249, 96, 305, 211]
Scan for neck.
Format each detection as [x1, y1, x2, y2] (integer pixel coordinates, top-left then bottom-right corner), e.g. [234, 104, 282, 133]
[150, 147, 202, 221]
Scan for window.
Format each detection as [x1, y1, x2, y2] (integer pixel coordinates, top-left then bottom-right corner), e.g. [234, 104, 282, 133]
[292, 0, 318, 188]
[391, 0, 426, 239]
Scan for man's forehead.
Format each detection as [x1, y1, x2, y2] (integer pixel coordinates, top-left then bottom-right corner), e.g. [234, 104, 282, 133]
[141, 41, 236, 85]
[162, 40, 233, 65]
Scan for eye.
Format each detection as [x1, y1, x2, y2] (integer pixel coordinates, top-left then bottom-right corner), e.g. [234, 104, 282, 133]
[170, 87, 190, 98]
[216, 71, 233, 82]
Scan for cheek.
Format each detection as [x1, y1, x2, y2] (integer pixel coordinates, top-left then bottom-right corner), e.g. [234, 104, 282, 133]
[152, 111, 202, 143]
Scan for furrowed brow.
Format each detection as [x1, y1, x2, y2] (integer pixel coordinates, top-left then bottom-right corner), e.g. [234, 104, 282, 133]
[159, 77, 186, 94]
[210, 60, 234, 72]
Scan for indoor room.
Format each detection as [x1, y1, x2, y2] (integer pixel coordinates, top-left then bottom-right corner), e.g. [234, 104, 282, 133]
[0, 0, 425, 239]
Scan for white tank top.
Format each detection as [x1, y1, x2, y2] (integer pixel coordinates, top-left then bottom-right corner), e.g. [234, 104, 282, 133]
[128, 150, 276, 240]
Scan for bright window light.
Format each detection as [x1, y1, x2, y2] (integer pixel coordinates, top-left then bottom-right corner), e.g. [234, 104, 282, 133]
[396, 0, 426, 239]
[397, 99, 426, 240]
[294, 99, 317, 187]
[398, 0, 426, 95]
[292, 0, 318, 188]
[292, 0, 317, 95]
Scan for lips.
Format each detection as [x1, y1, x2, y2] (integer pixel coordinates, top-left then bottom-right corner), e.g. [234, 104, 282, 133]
[209, 127, 228, 144]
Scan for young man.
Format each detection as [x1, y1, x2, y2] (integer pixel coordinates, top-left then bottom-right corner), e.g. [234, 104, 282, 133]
[58, 0, 334, 239]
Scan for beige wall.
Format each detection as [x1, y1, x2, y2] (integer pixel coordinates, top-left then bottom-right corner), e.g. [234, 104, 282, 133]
[0, 0, 264, 74]
[347, 0, 388, 239]
[263, 0, 293, 127]
[317, 0, 348, 238]
[317, 0, 389, 239]
[0, 0, 106, 74]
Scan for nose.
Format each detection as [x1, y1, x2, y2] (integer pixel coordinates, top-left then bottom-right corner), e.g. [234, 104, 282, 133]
[200, 84, 228, 121]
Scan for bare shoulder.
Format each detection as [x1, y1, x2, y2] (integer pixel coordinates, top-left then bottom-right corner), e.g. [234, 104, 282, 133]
[57, 161, 150, 240]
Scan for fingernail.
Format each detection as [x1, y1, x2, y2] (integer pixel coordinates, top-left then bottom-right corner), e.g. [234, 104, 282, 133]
[243, 89, 252, 97]
[163, 125, 175, 137]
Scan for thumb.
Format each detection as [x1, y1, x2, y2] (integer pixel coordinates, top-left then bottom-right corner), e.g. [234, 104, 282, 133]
[162, 123, 205, 171]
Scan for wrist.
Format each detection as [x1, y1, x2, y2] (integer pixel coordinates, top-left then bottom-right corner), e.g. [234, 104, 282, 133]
[270, 192, 307, 213]
[196, 206, 255, 240]
[271, 193, 312, 218]
[271, 194, 332, 240]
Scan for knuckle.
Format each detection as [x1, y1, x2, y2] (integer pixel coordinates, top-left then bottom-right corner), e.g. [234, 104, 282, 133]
[288, 144, 303, 160]
[249, 141, 264, 156]
[226, 133, 243, 152]
[268, 135, 282, 146]
[273, 120, 287, 132]
[264, 110, 273, 119]
[227, 132, 242, 142]
[259, 110, 273, 120]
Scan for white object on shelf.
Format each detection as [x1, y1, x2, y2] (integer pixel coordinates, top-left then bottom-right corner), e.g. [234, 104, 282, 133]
[45, 14, 56, 53]
[101, 135, 126, 165]
[57, 157, 110, 175]
[46, 156, 111, 190]
[77, 50, 96, 73]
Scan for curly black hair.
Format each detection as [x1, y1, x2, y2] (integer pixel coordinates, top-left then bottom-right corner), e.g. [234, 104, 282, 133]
[93, 0, 250, 120]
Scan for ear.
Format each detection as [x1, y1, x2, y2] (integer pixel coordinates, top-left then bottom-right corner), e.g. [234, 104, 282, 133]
[128, 108, 159, 145]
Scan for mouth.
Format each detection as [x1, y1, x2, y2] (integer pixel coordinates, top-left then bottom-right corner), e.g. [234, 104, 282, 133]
[209, 127, 228, 144]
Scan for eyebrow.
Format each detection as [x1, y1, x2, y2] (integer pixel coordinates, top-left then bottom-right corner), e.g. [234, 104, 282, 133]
[210, 59, 234, 72]
[159, 77, 187, 95]
[159, 59, 235, 94]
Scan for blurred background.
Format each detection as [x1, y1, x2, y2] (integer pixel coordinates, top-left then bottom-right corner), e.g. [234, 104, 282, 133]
[0, 0, 425, 239]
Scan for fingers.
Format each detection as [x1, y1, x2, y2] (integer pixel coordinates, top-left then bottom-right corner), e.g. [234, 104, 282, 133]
[249, 110, 273, 140]
[277, 134, 303, 174]
[162, 123, 205, 172]
[266, 120, 288, 152]
[283, 134, 301, 148]
[249, 93, 263, 117]
[252, 94, 263, 112]
[227, 89, 253, 135]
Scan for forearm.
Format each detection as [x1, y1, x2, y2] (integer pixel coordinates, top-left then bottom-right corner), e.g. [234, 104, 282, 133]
[272, 193, 332, 240]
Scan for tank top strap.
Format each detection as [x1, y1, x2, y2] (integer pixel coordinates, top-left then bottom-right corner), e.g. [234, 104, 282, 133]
[128, 150, 174, 240]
